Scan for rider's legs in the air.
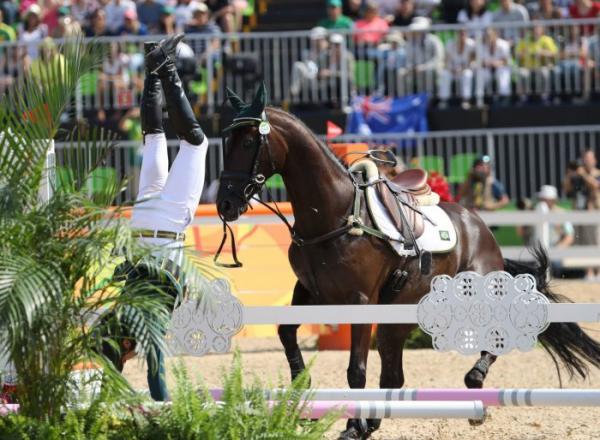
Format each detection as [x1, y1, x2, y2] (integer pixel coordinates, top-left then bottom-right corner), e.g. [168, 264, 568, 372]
[126, 34, 208, 401]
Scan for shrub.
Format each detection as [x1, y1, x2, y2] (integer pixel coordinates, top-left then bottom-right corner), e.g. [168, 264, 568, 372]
[0, 354, 338, 440]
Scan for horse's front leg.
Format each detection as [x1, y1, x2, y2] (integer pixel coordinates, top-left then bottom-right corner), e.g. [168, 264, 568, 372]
[464, 351, 497, 425]
[278, 281, 311, 383]
[339, 323, 375, 440]
[465, 351, 497, 389]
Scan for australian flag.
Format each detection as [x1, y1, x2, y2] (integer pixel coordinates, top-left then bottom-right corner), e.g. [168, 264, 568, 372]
[346, 94, 428, 135]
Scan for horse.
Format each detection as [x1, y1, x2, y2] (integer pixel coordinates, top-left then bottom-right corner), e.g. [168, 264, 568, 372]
[216, 85, 600, 439]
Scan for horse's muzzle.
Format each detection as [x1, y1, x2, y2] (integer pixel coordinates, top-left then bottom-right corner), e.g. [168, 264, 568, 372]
[217, 198, 247, 222]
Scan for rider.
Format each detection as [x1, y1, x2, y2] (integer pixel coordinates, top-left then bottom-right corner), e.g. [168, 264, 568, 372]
[104, 33, 209, 401]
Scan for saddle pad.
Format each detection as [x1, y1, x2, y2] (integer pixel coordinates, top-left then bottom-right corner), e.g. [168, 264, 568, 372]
[367, 187, 457, 256]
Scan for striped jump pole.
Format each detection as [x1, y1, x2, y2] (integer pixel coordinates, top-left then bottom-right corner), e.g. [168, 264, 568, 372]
[211, 388, 600, 407]
[295, 400, 485, 420]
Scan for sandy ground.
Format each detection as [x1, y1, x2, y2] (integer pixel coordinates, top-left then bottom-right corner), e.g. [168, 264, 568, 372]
[124, 281, 600, 440]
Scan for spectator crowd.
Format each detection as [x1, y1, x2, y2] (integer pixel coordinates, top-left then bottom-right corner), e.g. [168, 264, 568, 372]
[2, 0, 600, 109]
[287, 0, 600, 107]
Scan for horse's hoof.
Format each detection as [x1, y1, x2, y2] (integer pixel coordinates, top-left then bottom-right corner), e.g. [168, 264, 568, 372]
[464, 368, 484, 389]
[468, 407, 489, 426]
[337, 427, 371, 440]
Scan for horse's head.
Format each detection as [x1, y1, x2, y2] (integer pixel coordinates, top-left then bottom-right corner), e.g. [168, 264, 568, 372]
[217, 84, 283, 221]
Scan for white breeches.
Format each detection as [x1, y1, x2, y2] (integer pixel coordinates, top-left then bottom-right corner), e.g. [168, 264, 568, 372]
[130, 133, 209, 235]
[476, 67, 511, 97]
[438, 68, 474, 100]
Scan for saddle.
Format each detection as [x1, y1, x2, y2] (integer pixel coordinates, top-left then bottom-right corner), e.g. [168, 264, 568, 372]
[349, 159, 439, 243]
[377, 168, 435, 240]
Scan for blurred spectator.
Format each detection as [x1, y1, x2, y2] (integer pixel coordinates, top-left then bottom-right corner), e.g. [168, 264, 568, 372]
[175, 0, 201, 32]
[117, 9, 148, 35]
[319, 33, 355, 100]
[438, 29, 476, 109]
[531, 0, 563, 19]
[458, 154, 510, 210]
[515, 23, 557, 102]
[71, 0, 97, 28]
[569, 0, 600, 35]
[403, 18, 443, 97]
[535, 185, 575, 248]
[105, 0, 136, 34]
[290, 26, 329, 97]
[377, 0, 400, 18]
[0, 8, 16, 42]
[492, 0, 529, 43]
[85, 8, 112, 36]
[53, 14, 83, 38]
[205, 0, 235, 33]
[19, 5, 48, 64]
[392, 0, 416, 26]
[563, 153, 600, 279]
[137, 0, 163, 33]
[29, 37, 66, 79]
[353, 1, 389, 45]
[319, 0, 354, 30]
[40, 0, 62, 35]
[556, 25, 586, 96]
[476, 27, 512, 101]
[159, 5, 177, 34]
[343, 0, 363, 20]
[185, 3, 221, 63]
[516, 198, 535, 246]
[0, 0, 18, 25]
[457, 0, 493, 30]
[376, 31, 407, 96]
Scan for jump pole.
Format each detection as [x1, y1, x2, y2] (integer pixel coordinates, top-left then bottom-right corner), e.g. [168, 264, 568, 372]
[0, 401, 485, 420]
[293, 400, 485, 420]
[211, 388, 600, 407]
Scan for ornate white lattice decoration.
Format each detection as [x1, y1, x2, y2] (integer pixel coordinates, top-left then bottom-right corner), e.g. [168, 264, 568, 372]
[417, 271, 549, 355]
[165, 278, 244, 356]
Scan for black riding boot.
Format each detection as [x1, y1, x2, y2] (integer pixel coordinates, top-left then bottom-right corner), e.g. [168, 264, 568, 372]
[141, 42, 164, 140]
[145, 33, 205, 146]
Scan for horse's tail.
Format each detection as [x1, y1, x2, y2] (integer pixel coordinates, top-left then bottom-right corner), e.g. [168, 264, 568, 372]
[503, 243, 600, 380]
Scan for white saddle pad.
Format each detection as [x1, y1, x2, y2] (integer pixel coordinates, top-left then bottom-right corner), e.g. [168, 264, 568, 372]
[350, 160, 458, 257]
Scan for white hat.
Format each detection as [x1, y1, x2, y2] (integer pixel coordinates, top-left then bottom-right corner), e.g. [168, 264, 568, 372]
[310, 26, 327, 40]
[409, 17, 431, 31]
[330, 33, 344, 45]
[538, 185, 558, 200]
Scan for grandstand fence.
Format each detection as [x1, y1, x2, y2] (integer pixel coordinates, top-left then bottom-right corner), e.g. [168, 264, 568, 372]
[3, 19, 600, 112]
[54, 124, 600, 204]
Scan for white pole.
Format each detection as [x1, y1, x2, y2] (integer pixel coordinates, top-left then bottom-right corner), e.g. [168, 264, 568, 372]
[242, 303, 600, 325]
[299, 400, 486, 420]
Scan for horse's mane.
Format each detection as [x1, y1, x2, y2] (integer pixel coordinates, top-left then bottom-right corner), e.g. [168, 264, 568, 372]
[266, 107, 349, 174]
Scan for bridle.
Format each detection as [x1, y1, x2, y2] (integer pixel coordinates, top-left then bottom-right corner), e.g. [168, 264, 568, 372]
[215, 113, 290, 267]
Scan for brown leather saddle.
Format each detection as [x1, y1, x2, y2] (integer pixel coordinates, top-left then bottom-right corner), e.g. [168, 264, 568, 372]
[376, 169, 432, 240]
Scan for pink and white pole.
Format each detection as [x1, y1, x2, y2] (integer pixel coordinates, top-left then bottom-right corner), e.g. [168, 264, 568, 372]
[296, 400, 485, 420]
[211, 388, 600, 407]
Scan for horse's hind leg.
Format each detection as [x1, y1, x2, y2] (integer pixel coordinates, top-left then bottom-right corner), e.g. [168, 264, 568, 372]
[278, 281, 311, 382]
[465, 351, 497, 388]
[377, 324, 415, 390]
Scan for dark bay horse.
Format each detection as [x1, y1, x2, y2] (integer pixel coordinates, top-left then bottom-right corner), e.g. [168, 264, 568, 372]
[216, 86, 600, 440]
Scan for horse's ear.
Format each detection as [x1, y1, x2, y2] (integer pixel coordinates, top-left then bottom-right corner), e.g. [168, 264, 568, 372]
[248, 82, 267, 117]
[226, 87, 246, 113]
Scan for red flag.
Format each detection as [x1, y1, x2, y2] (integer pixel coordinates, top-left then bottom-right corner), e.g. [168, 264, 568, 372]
[326, 121, 343, 139]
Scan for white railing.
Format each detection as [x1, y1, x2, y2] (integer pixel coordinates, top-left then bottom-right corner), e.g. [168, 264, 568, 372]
[54, 124, 600, 205]
[4, 18, 600, 113]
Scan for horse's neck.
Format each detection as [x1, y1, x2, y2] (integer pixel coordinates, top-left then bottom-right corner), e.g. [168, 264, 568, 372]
[279, 124, 354, 238]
